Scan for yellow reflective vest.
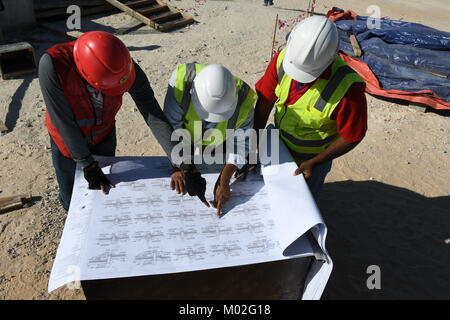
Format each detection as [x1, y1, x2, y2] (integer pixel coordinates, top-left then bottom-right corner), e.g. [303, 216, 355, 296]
[274, 49, 364, 162]
[173, 63, 256, 146]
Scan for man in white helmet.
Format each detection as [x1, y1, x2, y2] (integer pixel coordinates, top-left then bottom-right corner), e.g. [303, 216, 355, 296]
[164, 63, 257, 214]
[254, 15, 368, 201]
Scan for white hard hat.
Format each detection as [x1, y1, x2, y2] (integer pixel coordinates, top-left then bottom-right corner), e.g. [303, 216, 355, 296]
[191, 64, 238, 123]
[283, 16, 340, 83]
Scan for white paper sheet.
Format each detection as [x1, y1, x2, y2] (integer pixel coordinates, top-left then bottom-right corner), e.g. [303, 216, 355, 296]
[259, 125, 333, 300]
[49, 128, 332, 299]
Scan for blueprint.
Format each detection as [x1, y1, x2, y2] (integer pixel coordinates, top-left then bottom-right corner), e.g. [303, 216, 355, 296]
[48, 127, 332, 300]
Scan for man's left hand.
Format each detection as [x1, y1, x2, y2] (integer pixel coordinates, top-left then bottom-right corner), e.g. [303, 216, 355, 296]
[212, 178, 231, 216]
[293, 159, 316, 179]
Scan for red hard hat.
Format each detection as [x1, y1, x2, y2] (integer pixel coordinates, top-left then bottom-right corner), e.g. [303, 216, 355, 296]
[73, 31, 136, 96]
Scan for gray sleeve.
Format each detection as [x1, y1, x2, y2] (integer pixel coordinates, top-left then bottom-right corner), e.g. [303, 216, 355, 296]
[128, 62, 178, 163]
[38, 53, 94, 168]
[163, 70, 185, 130]
[226, 108, 255, 169]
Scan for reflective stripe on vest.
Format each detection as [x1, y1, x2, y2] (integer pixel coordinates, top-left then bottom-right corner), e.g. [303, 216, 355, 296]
[173, 63, 256, 146]
[181, 62, 197, 113]
[313, 66, 356, 112]
[280, 129, 339, 147]
[274, 49, 364, 161]
[228, 82, 250, 129]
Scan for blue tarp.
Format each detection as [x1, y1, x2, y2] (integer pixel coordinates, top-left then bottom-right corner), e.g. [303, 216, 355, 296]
[335, 13, 450, 103]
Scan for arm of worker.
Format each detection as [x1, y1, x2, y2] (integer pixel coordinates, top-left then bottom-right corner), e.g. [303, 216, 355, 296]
[294, 83, 368, 178]
[39, 54, 114, 194]
[231, 93, 274, 180]
[163, 69, 195, 192]
[162, 69, 210, 206]
[163, 69, 185, 131]
[212, 163, 236, 216]
[213, 108, 255, 215]
[253, 96, 275, 131]
[128, 62, 180, 164]
[293, 136, 361, 178]
[39, 53, 94, 168]
[253, 51, 280, 131]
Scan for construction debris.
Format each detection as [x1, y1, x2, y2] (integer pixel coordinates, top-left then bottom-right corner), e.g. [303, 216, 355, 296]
[0, 42, 37, 80]
[105, 0, 195, 32]
[348, 33, 362, 57]
[0, 194, 32, 213]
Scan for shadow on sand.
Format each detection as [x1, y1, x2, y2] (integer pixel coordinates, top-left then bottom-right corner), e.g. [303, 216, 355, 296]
[80, 180, 449, 299]
[320, 180, 450, 299]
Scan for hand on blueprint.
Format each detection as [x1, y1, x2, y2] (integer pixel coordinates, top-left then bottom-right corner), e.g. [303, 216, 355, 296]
[293, 159, 315, 179]
[212, 180, 231, 216]
[83, 161, 115, 194]
[170, 170, 186, 194]
[213, 163, 238, 216]
[184, 171, 209, 207]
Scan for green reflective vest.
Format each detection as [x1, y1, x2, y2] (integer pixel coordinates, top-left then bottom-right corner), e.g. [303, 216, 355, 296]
[274, 49, 364, 162]
[173, 63, 256, 146]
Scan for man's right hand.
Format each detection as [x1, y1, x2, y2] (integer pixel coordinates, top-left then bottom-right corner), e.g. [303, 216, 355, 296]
[184, 171, 209, 207]
[171, 168, 209, 207]
[170, 170, 186, 194]
[83, 161, 115, 194]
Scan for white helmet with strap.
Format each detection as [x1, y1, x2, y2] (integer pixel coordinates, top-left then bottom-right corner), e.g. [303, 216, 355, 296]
[191, 64, 237, 123]
[283, 15, 340, 83]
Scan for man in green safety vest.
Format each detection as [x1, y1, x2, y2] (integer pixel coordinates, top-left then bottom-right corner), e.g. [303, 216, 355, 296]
[164, 63, 257, 214]
[254, 16, 368, 201]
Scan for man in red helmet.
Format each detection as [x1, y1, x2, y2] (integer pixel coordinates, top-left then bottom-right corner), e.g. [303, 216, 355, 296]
[38, 31, 200, 210]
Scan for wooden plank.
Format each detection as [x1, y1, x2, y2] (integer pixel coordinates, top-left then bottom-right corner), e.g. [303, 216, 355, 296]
[152, 11, 181, 23]
[123, 0, 157, 8]
[155, 0, 193, 22]
[106, 0, 194, 31]
[137, 5, 169, 16]
[349, 34, 362, 57]
[105, 0, 157, 28]
[158, 17, 194, 32]
[0, 201, 23, 213]
[0, 194, 31, 213]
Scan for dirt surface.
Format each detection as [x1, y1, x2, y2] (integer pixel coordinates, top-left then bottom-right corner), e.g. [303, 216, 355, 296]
[0, 0, 449, 300]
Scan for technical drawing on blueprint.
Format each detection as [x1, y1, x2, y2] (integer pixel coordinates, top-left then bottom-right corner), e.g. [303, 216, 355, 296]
[49, 131, 333, 299]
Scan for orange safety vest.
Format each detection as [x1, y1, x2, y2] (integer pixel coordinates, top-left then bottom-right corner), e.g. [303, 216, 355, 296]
[45, 42, 123, 158]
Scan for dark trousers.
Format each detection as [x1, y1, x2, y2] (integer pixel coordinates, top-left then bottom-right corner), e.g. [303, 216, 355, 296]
[305, 160, 332, 202]
[50, 129, 116, 210]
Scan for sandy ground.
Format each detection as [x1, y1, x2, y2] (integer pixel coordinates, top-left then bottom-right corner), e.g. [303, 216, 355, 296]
[0, 0, 449, 300]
